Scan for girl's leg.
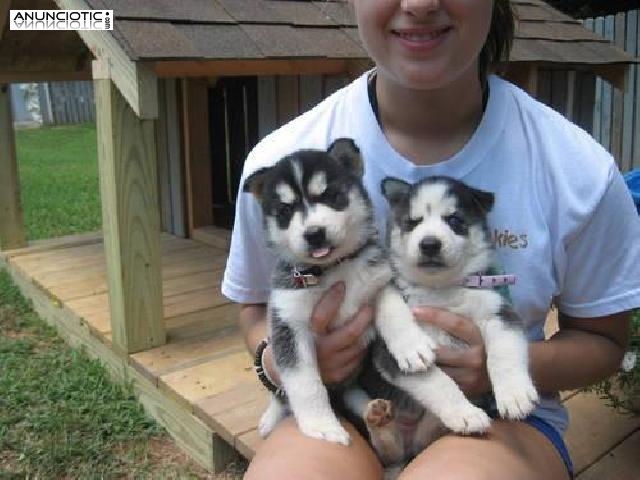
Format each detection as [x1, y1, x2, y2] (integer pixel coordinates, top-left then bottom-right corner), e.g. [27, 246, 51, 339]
[245, 417, 384, 480]
[399, 420, 570, 480]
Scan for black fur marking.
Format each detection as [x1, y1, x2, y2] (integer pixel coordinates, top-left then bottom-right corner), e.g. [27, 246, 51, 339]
[499, 303, 525, 329]
[270, 308, 297, 369]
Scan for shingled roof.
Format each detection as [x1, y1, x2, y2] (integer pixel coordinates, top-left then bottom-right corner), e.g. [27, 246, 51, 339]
[0, 0, 635, 89]
[77, 0, 633, 67]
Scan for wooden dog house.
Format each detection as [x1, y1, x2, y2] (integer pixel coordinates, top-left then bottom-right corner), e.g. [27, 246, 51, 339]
[0, 0, 636, 473]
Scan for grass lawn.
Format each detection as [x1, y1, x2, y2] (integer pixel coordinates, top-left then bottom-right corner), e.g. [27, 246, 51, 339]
[15, 123, 102, 240]
[1, 123, 245, 478]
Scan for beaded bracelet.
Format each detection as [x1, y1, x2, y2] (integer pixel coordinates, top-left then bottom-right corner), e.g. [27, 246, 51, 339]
[254, 338, 285, 397]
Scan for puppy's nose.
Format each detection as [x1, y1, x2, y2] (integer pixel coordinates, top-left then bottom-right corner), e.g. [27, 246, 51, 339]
[304, 227, 327, 247]
[420, 237, 442, 257]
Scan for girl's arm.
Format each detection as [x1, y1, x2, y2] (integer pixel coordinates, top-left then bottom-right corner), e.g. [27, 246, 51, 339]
[413, 307, 631, 396]
[530, 311, 630, 394]
[238, 283, 374, 387]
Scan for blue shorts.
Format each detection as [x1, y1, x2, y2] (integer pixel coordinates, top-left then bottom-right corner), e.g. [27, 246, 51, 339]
[525, 415, 574, 478]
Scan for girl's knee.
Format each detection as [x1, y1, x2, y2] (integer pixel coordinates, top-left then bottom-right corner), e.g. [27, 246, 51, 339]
[245, 418, 383, 480]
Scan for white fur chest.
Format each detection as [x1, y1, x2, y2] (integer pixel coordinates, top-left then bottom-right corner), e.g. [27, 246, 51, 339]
[402, 285, 503, 348]
[272, 256, 391, 331]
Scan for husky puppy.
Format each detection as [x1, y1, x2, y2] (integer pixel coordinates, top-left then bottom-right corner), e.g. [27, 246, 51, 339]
[361, 176, 539, 467]
[243, 139, 392, 445]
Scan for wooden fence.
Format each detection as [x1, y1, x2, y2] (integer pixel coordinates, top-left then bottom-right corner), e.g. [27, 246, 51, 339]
[40, 81, 96, 125]
[584, 11, 640, 173]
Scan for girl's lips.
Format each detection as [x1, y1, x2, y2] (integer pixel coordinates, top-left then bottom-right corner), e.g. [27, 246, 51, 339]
[391, 26, 452, 51]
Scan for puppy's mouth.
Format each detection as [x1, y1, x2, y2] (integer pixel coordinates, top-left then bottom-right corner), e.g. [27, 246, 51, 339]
[418, 258, 447, 268]
[309, 246, 334, 260]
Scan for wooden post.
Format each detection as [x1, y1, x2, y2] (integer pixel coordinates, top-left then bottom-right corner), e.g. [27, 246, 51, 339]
[0, 84, 27, 251]
[94, 75, 165, 354]
[182, 78, 213, 234]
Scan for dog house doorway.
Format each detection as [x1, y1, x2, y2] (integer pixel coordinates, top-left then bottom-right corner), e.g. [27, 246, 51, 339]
[210, 76, 259, 229]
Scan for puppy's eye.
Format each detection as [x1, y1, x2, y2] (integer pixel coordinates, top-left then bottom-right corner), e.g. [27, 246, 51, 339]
[323, 186, 347, 207]
[444, 213, 465, 232]
[276, 203, 293, 218]
[402, 217, 422, 231]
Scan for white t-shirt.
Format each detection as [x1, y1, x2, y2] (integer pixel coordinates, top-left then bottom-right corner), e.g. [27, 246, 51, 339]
[222, 72, 640, 434]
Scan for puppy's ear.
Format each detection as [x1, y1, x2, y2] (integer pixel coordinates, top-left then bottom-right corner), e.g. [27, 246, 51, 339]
[381, 177, 411, 210]
[328, 138, 363, 177]
[243, 167, 272, 200]
[468, 186, 495, 213]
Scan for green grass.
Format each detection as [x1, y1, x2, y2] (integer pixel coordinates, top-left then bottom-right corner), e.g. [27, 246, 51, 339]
[0, 270, 227, 478]
[2, 124, 245, 478]
[15, 123, 102, 240]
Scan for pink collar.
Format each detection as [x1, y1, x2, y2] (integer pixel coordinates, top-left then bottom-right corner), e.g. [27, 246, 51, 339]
[461, 274, 516, 288]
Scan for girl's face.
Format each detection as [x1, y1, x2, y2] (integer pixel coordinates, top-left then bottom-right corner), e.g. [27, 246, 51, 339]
[352, 0, 494, 90]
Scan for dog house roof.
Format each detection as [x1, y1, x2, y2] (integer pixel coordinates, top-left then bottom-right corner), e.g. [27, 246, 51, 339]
[79, 0, 633, 66]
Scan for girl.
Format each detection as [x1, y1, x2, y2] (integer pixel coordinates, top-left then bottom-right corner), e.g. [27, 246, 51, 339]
[222, 1, 640, 478]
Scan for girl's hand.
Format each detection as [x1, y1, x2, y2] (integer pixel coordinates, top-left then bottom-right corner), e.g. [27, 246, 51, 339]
[311, 282, 373, 384]
[413, 307, 491, 397]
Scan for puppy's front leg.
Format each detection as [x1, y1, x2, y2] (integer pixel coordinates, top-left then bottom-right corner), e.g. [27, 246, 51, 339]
[272, 315, 350, 445]
[481, 313, 539, 420]
[388, 367, 491, 434]
[376, 285, 436, 372]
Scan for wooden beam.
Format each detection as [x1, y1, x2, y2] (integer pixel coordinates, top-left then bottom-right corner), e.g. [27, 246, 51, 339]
[182, 78, 213, 233]
[0, 84, 27, 251]
[155, 59, 364, 79]
[94, 74, 165, 354]
[504, 63, 539, 96]
[0, 69, 92, 83]
[55, 0, 158, 119]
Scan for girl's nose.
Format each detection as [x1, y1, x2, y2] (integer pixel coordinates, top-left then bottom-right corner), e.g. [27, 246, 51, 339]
[400, 0, 441, 17]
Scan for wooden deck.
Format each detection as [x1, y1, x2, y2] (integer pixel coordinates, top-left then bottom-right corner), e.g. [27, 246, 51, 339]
[1, 232, 638, 477]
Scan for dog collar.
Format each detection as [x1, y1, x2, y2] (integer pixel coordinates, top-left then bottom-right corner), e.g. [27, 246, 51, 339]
[461, 274, 516, 288]
[291, 240, 376, 288]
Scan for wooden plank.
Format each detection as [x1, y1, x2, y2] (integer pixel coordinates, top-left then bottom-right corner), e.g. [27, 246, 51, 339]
[550, 70, 568, 115]
[299, 75, 324, 112]
[213, 394, 268, 446]
[165, 303, 238, 342]
[610, 13, 627, 166]
[236, 428, 262, 460]
[155, 59, 355, 79]
[564, 391, 640, 474]
[504, 63, 538, 95]
[0, 84, 27, 251]
[277, 76, 299, 126]
[94, 76, 165, 354]
[130, 328, 244, 381]
[1, 231, 102, 259]
[257, 76, 277, 138]
[574, 72, 596, 133]
[576, 429, 640, 480]
[182, 78, 213, 233]
[622, 11, 637, 172]
[192, 226, 232, 250]
[165, 79, 186, 237]
[159, 350, 255, 408]
[600, 16, 615, 152]
[156, 79, 173, 233]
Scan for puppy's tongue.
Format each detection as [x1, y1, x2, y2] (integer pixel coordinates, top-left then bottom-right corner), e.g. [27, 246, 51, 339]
[311, 247, 331, 259]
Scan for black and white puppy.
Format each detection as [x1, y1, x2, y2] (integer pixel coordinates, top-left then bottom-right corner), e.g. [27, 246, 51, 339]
[243, 139, 392, 445]
[363, 176, 539, 466]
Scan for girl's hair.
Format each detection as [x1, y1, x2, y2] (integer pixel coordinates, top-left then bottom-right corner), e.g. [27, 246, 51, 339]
[479, 0, 516, 81]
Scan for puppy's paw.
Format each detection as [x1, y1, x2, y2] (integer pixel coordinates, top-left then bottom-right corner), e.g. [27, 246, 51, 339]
[258, 399, 287, 438]
[387, 329, 436, 373]
[298, 417, 351, 445]
[441, 404, 491, 434]
[365, 399, 394, 428]
[494, 380, 539, 420]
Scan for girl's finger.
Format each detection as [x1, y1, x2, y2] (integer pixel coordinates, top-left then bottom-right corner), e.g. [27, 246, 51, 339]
[310, 282, 345, 334]
[321, 304, 373, 352]
[435, 345, 485, 369]
[413, 307, 483, 345]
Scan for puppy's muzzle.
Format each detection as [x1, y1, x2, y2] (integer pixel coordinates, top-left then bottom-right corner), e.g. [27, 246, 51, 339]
[419, 236, 442, 257]
[304, 226, 327, 248]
